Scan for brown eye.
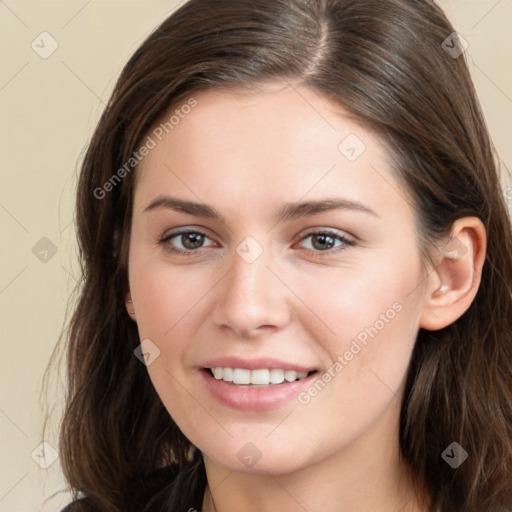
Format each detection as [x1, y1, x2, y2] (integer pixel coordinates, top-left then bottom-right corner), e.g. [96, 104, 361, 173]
[310, 233, 336, 250]
[297, 230, 355, 255]
[179, 232, 205, 250]
[159, 229, 216, 255]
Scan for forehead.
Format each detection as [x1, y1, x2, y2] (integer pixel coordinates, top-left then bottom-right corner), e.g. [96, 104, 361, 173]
[133, 83, 411, 222]
[154, 84, 369, 162]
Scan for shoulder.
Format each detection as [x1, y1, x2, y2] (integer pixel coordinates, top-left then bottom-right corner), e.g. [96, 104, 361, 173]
[59, 500, 90, 512]
[60, 462, 205, 511]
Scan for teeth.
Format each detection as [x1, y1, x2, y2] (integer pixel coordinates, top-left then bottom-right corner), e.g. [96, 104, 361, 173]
[284, 370, 297, 382]
[269, 369, 285, 384]
[210, 367, 310, 385]
[251, 369, 270, 385]
[222, 367, 233, 382]
[232, 368, 251, 384]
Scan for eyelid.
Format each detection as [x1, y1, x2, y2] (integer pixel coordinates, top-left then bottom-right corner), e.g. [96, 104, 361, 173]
[160, 226, 211, 241]
[295, 227, 355, 244]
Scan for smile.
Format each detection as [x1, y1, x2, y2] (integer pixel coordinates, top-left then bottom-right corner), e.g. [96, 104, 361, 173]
[200, 359, 319, 411]
[208, 367, 311, 386]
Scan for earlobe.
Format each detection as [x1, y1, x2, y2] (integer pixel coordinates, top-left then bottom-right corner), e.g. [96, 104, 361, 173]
[125, 292, 137, 321]
[419, 217, 486, 331]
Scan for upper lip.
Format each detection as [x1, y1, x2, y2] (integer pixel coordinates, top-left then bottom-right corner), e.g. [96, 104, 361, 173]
[201, 356, 316, 372]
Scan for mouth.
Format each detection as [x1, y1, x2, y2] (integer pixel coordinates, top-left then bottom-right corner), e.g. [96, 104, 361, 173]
[199, 362, 319, 411]
[204, 367, 317, 387]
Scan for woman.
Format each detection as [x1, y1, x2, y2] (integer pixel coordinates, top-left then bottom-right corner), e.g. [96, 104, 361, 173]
[56, 0, 512, 510]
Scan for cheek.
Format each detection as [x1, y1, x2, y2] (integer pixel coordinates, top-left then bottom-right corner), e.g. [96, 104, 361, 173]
[130, 259, 212, 341]
[293, 251, 422, 348]
[291, 250, 423, 399]
[129, 261, 210, 419]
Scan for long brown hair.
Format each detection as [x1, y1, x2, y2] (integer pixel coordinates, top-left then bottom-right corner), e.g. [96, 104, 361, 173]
[51, 0, 512, 510]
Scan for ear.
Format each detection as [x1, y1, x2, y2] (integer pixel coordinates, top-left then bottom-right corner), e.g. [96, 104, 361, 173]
[419, 217, 486, 331]
[125, 291, 137, 321]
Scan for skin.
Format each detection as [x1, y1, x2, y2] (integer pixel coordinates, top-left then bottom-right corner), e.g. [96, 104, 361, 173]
[126, 82, 486, 511]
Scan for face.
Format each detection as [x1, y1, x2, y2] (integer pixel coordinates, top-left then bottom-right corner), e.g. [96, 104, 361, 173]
[127, 83, 429, 475]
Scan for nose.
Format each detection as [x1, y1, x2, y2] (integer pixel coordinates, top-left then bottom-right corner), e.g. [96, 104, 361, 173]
[211, 242, 291, 339]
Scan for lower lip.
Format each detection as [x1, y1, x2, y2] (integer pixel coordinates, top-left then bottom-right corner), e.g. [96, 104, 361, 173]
[200, 370, 317, 411]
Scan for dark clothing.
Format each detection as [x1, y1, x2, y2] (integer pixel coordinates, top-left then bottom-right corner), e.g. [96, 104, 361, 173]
[61, 460, 207, 512]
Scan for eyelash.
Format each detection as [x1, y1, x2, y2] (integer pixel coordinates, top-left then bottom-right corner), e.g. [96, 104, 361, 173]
[158, 228, 355, 257]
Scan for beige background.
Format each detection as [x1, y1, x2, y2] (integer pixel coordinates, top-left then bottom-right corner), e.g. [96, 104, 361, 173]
[0, 1, 511, 511]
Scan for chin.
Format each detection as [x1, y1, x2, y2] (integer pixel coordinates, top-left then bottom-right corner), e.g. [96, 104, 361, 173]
[198, 435, 318, 476]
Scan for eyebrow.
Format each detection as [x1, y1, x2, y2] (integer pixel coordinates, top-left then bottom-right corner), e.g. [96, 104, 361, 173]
[143, 195, 378, 221]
